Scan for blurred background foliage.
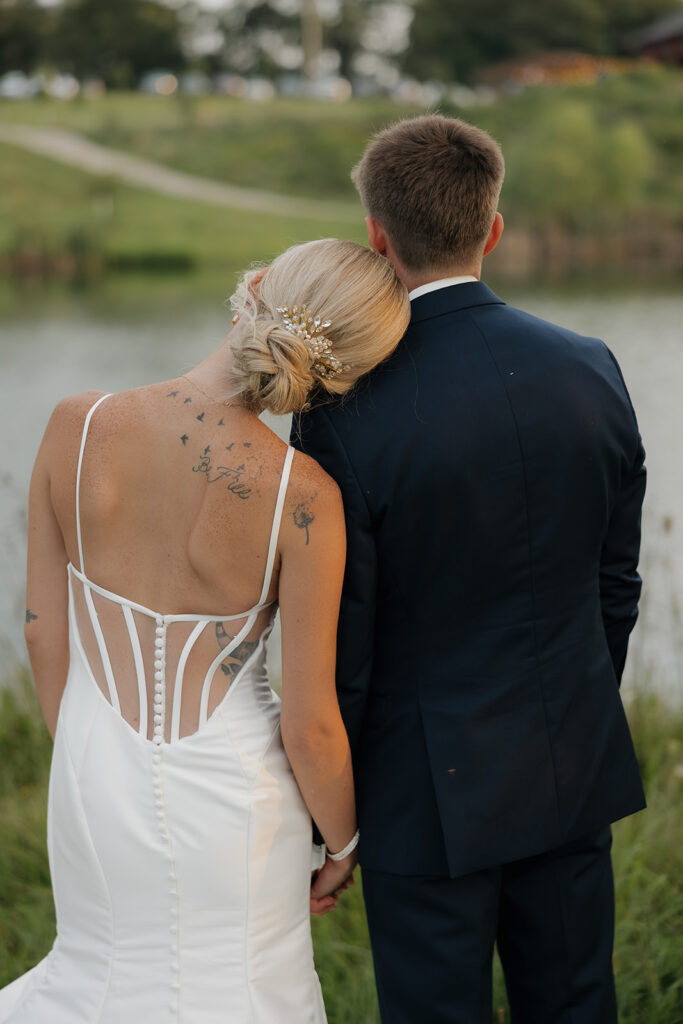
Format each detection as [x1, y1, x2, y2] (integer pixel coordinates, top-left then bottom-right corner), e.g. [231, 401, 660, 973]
[0, 0, 681, 280]
[404, 0, 682, 82]
[1, 0, 682, 87]
[0, 68, 681, 280]
[0, 0, 681, 279]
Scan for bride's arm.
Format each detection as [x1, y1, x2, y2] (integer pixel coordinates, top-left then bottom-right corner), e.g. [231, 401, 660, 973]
[25, 406, 71, 739]
[278, 453, 357, 869]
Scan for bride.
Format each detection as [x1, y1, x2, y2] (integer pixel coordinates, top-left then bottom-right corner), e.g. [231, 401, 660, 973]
[0, 238, 410, 1023]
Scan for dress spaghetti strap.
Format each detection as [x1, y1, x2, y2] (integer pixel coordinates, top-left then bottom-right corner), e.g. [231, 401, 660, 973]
[258, 446, 295, 605]
[75, 393, 113, 574]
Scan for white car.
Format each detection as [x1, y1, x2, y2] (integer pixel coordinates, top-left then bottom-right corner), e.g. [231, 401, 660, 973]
[0, 71, 42, 99]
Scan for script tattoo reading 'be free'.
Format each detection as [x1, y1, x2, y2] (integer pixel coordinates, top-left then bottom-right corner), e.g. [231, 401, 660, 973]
[192, 450, 253, 500]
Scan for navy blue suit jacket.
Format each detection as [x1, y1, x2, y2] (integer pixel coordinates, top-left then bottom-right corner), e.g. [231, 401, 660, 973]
[292, 282, 646, 878]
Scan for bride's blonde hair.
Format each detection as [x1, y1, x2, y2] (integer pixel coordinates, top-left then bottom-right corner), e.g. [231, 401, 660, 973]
[228, 238, 410, 416]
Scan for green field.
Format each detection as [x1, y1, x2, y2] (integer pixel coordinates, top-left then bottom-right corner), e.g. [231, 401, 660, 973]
[1, 69, 681, 211]
[0, 138, 364, 278]
[1, 671, 681, 1022]
[1, 67, 682, 279]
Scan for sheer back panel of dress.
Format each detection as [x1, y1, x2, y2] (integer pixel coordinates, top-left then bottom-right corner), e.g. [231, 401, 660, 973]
[69, 574, 276, 741]
[69, 393, 292, 743]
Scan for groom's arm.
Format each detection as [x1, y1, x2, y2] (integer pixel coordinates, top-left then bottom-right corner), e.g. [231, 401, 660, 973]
[291, 406, 377, 760]
[599, 358, 646, 686]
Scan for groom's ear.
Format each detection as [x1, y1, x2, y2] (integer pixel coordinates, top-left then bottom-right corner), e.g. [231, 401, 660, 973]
[365, 217, 389, 257]
[483, 212, 504, 257]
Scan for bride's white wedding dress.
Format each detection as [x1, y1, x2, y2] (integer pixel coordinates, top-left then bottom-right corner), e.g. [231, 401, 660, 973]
[0, 395, 326, 1023]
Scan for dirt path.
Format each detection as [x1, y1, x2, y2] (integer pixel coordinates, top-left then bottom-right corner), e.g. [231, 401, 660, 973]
[0, 123, 359, 224]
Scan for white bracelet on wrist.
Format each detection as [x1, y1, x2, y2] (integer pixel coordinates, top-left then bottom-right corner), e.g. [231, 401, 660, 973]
[326, 829, 360, 862]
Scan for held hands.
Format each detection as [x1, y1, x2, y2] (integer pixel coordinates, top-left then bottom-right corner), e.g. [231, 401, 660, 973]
[309, 850, 358, 917]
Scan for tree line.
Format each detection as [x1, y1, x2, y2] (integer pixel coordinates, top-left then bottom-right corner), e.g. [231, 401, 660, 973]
[405, 0, 681, 83]
[0, 0, 679, 88]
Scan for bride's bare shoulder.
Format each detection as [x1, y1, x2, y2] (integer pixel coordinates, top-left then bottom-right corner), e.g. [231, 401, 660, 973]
[281, 448, 344, 549]
[46, 390, 109, 431]
[289, 448, 342, 501]
[38, 390, 109, 452]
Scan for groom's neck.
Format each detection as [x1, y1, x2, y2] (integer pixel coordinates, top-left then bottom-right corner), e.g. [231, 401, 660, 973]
[397, 263, 481, 293]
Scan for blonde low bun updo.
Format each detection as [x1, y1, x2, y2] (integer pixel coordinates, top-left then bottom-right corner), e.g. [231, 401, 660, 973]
[228, 238, 410, 416]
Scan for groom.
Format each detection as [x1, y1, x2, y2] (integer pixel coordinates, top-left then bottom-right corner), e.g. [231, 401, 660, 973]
[293, 115, 646, 1023]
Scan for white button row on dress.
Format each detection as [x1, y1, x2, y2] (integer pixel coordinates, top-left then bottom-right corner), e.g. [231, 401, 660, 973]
[150, 615, 180, 1020]
[153, 616, 167, 745]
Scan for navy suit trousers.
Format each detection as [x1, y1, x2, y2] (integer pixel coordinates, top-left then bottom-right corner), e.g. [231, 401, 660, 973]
[362, 827, 617, 1024]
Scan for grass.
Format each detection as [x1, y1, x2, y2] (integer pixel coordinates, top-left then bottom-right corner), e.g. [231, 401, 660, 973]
[0, 140, 364, 278]
[1, 68, 681, 216]
[0, 68, 682, 279]
[1, 670, 681, 1021]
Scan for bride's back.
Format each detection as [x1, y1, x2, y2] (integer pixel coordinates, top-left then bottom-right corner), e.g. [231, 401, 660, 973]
[49, 383, 297, 743]
[54, 383, 292, 614]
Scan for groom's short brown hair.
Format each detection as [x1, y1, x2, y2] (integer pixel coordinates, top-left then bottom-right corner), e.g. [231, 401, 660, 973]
[352, 115, 504, 272]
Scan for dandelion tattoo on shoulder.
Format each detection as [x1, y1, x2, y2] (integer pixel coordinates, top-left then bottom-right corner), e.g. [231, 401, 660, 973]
[293, 494, 317, 545]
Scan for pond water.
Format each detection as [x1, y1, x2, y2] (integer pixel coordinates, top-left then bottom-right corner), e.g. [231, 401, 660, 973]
[1, 276, 680, 700]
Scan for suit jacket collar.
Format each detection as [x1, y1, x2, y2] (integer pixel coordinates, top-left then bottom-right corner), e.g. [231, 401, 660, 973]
[409, 280, 505, 325]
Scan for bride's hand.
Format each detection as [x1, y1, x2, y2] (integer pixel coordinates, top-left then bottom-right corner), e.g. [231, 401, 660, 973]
[310, 887, 337, 916]
[310, 867, 341, 916]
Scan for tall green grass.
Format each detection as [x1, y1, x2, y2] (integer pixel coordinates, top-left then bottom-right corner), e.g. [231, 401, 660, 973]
[1, 671, 681, 1021]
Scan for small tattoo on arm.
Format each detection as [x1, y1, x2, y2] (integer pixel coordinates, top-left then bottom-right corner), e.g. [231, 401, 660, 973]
[180, 434, 189, 445]
[196, 412, 205, 422]
[167, 390, 179, 398]
[218, 418, 224, 426]
[25, 608, 38, 623]
[184, 397, 192, 404]
[293, 501, 315, 545]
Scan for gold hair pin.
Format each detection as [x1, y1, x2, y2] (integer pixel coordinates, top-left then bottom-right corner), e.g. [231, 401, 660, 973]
[276, 305, 350, 380]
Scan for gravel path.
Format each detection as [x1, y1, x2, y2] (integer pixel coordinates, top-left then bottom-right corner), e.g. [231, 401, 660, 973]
[0, 123, 359, 223]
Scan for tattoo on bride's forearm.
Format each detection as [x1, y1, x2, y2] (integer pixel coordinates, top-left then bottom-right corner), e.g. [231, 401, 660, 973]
[25, 608, 38, 623]
[215, 622, 258, 680]
[293, 497, 316, 545]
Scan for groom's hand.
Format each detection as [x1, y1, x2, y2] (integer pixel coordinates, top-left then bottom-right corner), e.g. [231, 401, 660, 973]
[310, 852, 358, 909]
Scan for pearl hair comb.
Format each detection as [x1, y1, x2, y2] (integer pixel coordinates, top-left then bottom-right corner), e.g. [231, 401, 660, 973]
[276, 305, 350, 380]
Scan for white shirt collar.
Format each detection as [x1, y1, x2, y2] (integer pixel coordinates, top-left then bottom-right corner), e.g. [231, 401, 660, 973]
[408, 276, 478, 302]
